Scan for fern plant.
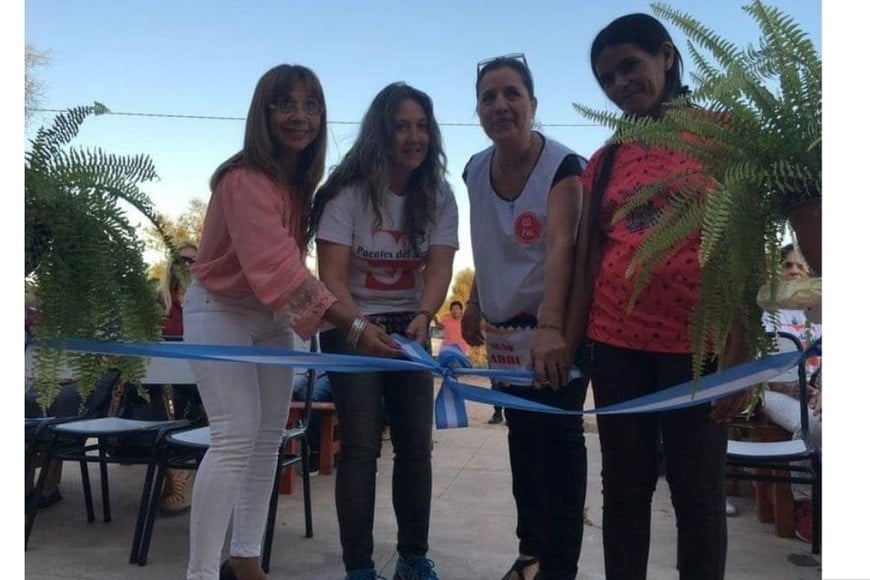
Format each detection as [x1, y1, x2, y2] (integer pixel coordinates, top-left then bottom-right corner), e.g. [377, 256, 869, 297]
[26, 102, 171, 408]
[573, 1, 820, 378]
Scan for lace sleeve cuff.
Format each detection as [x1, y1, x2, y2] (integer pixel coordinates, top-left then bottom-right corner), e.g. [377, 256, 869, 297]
[284, 276, 337, 340]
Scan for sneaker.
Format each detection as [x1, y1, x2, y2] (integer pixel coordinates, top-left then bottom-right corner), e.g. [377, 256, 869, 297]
[487, 410, 504, 424]
[393, 555, 438, 580]
[345, 569, 385, 580]
[159, 468, 194, 515]
[794, 500, 813, 543]
[725, 499, 738, 517]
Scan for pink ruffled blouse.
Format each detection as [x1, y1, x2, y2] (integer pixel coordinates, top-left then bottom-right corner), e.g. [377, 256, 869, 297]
[191, 166, 335, 339]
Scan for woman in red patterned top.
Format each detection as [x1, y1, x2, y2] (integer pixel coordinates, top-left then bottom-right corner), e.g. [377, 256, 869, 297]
[566, 14, 750, 580]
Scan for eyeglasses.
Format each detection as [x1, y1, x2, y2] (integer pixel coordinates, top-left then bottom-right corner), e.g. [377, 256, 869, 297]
[476, 52, 529, 76]
[174, 256, 196, 266]
[269, 97, 323, 117]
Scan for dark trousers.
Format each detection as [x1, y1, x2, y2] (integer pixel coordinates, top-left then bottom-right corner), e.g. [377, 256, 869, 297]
[590, 341, 727, 580]
[321, 329, 434, 572]
[502, 378, 588, 580]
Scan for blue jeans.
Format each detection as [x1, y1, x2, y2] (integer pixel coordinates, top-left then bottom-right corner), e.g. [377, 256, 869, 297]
[320, 327, 434, 572]
[589, 340, 727, 580]
[501, 378, 588, 580]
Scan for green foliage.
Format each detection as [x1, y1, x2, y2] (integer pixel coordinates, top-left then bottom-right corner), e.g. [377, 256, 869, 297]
[26, 103, 171, 408]
[573, 1, 820, 377]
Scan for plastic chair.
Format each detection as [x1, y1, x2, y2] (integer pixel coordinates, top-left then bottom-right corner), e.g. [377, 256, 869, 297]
[725, 331, 821, 554]
[25, 414, 189, 550]
[130, 335, 320, 570]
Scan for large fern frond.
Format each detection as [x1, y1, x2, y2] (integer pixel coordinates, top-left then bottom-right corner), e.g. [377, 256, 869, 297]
[26, 104, 170, 407]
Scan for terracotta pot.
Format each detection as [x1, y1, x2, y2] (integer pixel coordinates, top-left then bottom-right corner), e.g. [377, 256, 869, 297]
[788, 198, 822, 276]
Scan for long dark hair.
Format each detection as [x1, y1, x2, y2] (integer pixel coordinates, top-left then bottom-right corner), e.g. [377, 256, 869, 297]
[591, 13, 688, 103]
[307, 82, 446, 253]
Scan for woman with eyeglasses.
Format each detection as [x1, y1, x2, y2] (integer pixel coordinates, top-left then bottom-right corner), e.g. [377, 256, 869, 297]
[564, 14, 752, 579]
[461, 54, 588, 580]
[183, 64, 399, 580]
[308, 82, 458, 580]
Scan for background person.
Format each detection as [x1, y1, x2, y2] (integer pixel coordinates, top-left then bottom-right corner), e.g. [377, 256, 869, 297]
[760, 243, 821, 543]
[462, 54, 588, 580]
[155, 241, 208, 515]
[183, 64, 397, 580]
[433, 300, 470, 354]
[565, 14, 752, 579]
[309, 81, 458, 580]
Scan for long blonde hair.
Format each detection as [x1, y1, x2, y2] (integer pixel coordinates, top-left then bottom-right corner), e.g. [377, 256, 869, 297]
[157, 242, 198, 315]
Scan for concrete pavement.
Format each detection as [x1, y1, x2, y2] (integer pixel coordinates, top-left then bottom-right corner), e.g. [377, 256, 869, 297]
[24, 393, 822, 579]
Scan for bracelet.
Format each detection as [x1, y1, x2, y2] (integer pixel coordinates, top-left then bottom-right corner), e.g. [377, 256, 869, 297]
[415, 309, 434, 323]
[465, 300, 480, 309]
[345, 317, 368, 349]
[537, 323, 562, 332]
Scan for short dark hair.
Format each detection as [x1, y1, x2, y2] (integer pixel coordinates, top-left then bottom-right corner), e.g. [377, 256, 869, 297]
[450, 300, 463, 310]
[590, 13, 686, 102]
[475, 57, 535, 99]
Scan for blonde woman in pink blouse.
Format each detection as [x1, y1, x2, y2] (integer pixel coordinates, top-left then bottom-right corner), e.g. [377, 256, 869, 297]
[183, 64, 399, 580]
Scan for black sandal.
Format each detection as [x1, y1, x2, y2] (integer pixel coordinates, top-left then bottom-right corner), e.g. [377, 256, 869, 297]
[500, 557, 540, 580]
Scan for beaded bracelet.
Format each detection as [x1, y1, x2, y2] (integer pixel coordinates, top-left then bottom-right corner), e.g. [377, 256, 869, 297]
[537, 323, 562, 332]
[415, 309, 434, 323]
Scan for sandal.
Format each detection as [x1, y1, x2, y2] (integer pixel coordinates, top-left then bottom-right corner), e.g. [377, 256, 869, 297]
[500, 557, 540, 580]
[159, 468, 194, 515]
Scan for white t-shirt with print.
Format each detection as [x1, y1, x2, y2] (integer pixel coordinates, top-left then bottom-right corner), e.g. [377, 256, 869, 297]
[316, 181, 459, 315]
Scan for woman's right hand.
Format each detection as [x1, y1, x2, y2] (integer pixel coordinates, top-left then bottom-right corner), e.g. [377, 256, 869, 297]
[461, 303, 485, 346]
[356, 323, 402, 358]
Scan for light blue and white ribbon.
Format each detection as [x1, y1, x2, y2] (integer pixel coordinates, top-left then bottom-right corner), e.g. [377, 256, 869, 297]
[54, 336, 820, 429]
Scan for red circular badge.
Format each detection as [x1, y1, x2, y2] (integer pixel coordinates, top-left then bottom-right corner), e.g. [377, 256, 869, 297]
[514, 210, 543, 244]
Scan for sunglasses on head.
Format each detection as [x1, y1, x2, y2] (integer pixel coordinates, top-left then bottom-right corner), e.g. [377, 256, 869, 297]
[476, 52, 528, 77]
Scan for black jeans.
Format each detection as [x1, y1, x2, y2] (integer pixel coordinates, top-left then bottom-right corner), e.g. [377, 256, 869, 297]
[501, 378, 588, 580]
[321, 328, 434, 572]
[589, 340, 727, 580]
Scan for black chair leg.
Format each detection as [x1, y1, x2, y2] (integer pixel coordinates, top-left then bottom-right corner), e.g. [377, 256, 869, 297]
[302, 439, 313, 539]
[811, 456, 821, 555]
[99, 446, 111, 523]
[261, 450, 284, 574]
[79, 457, 95, 523]
[130, 460, 159, 564]
[25, 434, 57, 548]
[137, 463, 169, 566]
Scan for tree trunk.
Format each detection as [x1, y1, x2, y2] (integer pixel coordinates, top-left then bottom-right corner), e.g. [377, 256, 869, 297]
[788, 198, 822, 276]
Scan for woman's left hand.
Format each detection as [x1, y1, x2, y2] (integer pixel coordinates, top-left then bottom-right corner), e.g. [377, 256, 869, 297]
[530, 327, 571, 389]
[405, 313, 430, 345]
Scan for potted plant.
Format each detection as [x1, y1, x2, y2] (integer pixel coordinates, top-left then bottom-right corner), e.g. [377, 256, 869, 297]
[573, 0, 820, 376]
[26, 102, 171, 408]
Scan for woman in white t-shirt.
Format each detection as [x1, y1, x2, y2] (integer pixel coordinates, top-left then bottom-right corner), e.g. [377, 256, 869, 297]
[308, 82, 458, 580]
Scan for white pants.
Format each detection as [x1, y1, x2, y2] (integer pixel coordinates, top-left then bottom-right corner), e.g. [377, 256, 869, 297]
[183, 281, 294, 580]
[761, 389, 821, 501]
